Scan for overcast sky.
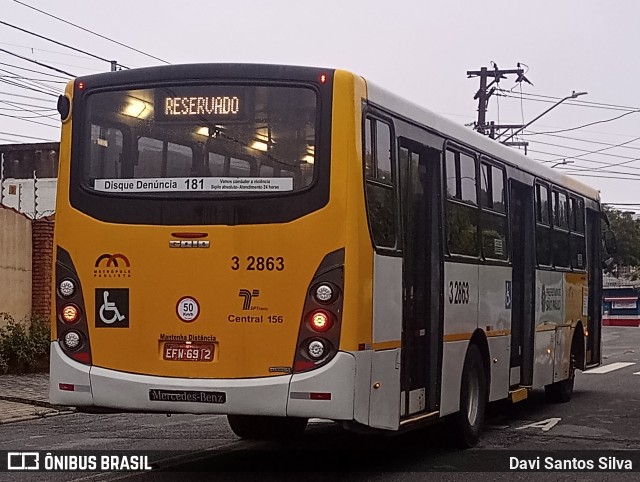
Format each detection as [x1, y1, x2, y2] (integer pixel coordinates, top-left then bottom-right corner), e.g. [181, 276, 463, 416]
[1, 0, 639, 208]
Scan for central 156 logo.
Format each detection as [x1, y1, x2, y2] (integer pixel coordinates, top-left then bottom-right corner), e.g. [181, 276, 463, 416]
[448, 280, 470, 305]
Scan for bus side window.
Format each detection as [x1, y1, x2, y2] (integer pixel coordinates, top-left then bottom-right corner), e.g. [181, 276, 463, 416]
[445, 148, 479, 257]
[552, 189, 570, 268]
[166, 142, 194, 177]
[480, 162, 508, 260]
[208, 152, 226, 176]
[229, 157, 253, 177]
[363, 116, 397, 249]
[569, 196, 586, 269]
[89, 125, 123, 180]
[535, 182, 552, 266]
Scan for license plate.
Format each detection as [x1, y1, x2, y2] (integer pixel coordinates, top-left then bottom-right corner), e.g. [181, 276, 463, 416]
[163, 343, 214, 362]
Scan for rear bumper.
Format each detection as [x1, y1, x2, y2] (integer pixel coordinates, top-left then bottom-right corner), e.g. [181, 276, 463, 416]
[49, 342, 355, 420]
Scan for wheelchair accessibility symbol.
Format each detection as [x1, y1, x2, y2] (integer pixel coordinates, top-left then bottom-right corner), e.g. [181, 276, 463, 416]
[95, 288, 129, 328]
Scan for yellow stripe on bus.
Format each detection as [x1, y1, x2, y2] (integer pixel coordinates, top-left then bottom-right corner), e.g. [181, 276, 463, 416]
[443, 329, 511, 343]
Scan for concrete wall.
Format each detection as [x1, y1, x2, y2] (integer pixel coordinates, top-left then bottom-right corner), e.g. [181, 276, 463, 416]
[0, 206, 32, 326]
[1, 178, 57, 219]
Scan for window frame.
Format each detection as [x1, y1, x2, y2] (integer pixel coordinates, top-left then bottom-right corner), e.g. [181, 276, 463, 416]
[479, 157, 509, 262]
[443, 143, 480, 259]
[362, 111, 400, 252]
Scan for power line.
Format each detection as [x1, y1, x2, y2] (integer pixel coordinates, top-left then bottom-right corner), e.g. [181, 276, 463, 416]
[527, 110, 640, 135]
[0, 40, 107, 61]
[528, 131, 640, 152]
[0, 99, 55, 110]
[0, 130, 56, 141]
[0, 47, 75, 76]
[0, 111, 58, 128]
[496, 89, 640, 112]
[0, 60, 69, 79]
[535, 134, 640, 165]
[0, 77, 58, 97]
[0, 19, 129, 70]
[0, 100, 58, 119]
[0, 67, 61, 95]
[0, 90, 57, 102]
[0, 75, 66, 84]
[12, 0, 170, 65]
[533, 140, 640, 164]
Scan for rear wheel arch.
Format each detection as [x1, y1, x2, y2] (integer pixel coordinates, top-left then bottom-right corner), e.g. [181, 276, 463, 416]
[453, 333, 490, 448]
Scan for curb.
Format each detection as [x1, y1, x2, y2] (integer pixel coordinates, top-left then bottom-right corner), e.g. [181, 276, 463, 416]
[0, 395, 62, 409]
[0, 395, 56, 408]
[0, 409, 75, 425]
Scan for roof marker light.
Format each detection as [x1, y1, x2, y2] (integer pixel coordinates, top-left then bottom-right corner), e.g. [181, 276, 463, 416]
[319, 74, 327, 84]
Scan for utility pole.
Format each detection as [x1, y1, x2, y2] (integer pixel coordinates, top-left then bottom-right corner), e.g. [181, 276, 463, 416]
[467, 63, 532, 142]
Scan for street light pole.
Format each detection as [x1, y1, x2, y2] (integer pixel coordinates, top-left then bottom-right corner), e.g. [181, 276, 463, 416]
[499, 91, 588, 144]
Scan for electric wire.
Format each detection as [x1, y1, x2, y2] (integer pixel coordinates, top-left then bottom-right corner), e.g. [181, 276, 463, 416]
[527, 131, 640, 152]
[12, 0, 170, 65]
[0, 77, 58, 97]
[0, 60, 69, 80]
[0, 100, 58, 119]
[0, 131, 56, 141]
[0, 67, 61, 95]
[0, 90, 58, 102]
[0, 111, 58, 128]
[497, 89, 640, 112]
[0, 47, 74, 76]
[0, 20, 129, 70]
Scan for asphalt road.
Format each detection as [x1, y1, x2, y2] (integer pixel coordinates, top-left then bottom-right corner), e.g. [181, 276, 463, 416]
[2, 326, 640, 481]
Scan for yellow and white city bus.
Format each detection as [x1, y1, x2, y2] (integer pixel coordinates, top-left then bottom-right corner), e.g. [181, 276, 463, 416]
[50, 64, 607, 447]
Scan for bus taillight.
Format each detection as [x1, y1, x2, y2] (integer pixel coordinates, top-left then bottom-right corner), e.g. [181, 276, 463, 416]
[61, 304, 80, 324]
[293, 249, 344, 374]
[55, 247, 92, 365]
[309, 310, 333, 332]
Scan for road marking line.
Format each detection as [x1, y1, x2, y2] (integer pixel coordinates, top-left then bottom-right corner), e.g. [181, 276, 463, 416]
[584, 362, 635, 374]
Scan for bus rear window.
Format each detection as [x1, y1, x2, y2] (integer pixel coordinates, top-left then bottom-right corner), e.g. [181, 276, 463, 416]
[81, 84, 317, 195]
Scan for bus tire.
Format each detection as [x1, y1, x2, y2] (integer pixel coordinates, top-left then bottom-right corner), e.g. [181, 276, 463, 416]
[545, 353, 575, 403]
[453, 344, 487, 448]
[227, 415, 308, 440]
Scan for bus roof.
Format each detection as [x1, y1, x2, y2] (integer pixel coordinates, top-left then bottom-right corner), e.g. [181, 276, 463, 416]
[363, 77, 600, 202]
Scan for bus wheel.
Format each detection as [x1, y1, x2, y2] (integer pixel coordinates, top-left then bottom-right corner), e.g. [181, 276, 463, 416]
[545, 354, 575, 403]
[453, 344, 487, 448]
[227, 415, 308, 440]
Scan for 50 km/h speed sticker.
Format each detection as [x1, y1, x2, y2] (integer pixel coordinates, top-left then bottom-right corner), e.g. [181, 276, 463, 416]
[177, 296, 200, 322]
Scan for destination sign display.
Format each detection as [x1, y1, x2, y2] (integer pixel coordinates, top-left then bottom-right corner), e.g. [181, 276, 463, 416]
[154, 86, 248, 122]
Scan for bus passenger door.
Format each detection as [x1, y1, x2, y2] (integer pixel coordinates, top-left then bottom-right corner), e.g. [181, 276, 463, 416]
[398, 140, 442, 418]
[586, 209, 602, 366]
[509, 181, 535, 386]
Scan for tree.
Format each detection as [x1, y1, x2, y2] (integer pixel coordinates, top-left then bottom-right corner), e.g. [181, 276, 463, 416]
[603, 206, 640, 268]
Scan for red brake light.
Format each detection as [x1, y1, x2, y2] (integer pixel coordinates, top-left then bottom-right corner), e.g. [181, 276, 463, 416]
[309, 310, 333, 332]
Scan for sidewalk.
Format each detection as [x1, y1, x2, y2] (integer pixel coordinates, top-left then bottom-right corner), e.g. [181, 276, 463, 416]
[0, 372, 73, 424]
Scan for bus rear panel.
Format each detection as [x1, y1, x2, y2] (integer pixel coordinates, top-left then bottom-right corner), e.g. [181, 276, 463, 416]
[50, 65, 367, 422]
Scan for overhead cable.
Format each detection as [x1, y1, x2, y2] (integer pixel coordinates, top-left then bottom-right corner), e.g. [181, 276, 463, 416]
[12, 0, 170, 65]
[0, 47, 74, 76]
[0, 19, 129, 70]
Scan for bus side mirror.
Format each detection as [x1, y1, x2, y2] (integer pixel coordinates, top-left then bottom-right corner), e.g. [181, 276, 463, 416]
[603, 230, 617, 255]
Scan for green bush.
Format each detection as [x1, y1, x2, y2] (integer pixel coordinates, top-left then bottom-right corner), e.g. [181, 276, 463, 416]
[0, 313, 50, 374]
